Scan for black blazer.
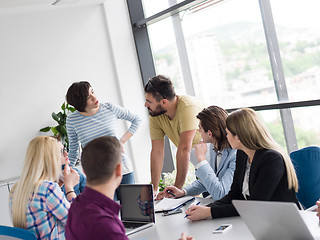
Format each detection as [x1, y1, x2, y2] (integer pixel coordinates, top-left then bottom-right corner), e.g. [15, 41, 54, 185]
[207, 149, 299, 219]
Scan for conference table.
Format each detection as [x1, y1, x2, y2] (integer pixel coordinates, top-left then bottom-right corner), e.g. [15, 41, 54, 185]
[129, 198, 320, 240]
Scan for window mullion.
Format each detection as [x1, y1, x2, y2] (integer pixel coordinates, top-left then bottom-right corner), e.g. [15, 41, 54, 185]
[259, 0, 297, 152]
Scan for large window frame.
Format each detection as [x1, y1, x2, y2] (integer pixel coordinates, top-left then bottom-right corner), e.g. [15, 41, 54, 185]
[127, 0, 320, 171]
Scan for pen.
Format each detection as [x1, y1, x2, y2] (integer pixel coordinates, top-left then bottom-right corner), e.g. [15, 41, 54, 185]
[184, 202, 200, 218]
[160, 186, 176, 198]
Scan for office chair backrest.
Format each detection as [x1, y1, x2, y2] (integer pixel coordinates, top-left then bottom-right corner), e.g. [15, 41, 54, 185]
[0, 225, 37, 240]
[290, 146, 320, 209]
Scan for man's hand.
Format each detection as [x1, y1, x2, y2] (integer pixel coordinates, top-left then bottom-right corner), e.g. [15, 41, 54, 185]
[155, 191, 166, 200]
[194, 141, 207, 163]
[179, 232, 194, 240]
[163, 186, 185, 198]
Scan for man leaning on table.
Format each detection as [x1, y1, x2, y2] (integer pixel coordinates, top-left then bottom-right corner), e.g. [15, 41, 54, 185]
[144, 75, 204, 197]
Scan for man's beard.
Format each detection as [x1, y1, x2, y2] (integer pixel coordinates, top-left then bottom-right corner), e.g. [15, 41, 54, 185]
[148, 104, 167, 117]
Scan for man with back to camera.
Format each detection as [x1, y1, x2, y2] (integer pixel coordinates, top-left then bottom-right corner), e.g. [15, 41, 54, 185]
[65, 136, 128, 240]
[144, 75, 204, 198]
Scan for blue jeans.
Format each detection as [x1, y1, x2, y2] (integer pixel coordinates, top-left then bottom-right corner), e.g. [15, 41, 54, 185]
[114, 172, 135, 201]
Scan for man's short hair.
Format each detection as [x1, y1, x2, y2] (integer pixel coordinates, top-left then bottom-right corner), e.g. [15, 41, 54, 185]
[81, 136, 121, 185]
[144, 75, 176, 101]
[66, 81, 91, 112]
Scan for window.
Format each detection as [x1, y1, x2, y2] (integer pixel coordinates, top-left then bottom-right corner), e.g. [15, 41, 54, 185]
[179, 0, 275, 108]
[128, 0, 320, 155]
[148, 17, 186, 94]
[270, 0, 320, 102]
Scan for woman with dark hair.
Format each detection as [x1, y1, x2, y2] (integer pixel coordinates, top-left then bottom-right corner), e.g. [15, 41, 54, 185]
[65, 81, 142, 192]
[160, 106, 236, 200]
[185, 108, 299, 221]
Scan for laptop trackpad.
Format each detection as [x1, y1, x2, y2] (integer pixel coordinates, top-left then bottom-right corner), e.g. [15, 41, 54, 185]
[123, 221, 147, 229]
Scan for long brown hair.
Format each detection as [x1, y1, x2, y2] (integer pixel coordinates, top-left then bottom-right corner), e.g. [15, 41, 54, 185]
[196, 106, 230, 151]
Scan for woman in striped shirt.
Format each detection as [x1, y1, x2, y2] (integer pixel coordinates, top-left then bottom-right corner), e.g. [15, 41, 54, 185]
[66, 81, 142, 198]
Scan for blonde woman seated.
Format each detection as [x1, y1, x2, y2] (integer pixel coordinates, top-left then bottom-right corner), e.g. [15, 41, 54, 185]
[10, 136, 79, 239]
[185, 108, 299, 221]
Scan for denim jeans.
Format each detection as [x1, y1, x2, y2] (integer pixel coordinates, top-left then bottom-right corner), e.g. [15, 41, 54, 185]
[114, 172, 135, 201]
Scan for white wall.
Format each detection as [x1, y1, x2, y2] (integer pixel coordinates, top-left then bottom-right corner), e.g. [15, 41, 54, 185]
[0, 1, 150, 184]
[103, 0, 151, 183]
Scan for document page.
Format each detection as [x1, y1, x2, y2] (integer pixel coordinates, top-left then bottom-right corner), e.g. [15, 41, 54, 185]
[155, 196, 195, 212]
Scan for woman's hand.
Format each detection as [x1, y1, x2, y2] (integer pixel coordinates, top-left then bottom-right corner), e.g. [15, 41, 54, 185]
[120, 131, 133, 153]
[64, 165, 79, 190]
[185, 205, 211, 221]
[194, 141, 207, 163]
[316, 199, 320, 219]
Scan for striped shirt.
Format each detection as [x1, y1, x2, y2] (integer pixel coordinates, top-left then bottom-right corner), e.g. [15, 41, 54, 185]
[10, 181, 73, 240]
[66, 102, 142, 173]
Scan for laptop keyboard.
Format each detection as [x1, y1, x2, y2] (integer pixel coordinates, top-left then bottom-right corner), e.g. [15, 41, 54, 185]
[123, 222, 147, 229]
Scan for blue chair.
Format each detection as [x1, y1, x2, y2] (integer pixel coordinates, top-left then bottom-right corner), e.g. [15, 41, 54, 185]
[0, 225, 36, 240]
[290, 146, 320, 209]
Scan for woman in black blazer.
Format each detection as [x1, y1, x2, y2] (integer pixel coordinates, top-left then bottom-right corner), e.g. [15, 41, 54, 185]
[185, 108, 299, 221]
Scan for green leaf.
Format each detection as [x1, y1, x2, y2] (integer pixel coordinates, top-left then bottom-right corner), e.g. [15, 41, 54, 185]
[56, 125, 67, 137]
[42, 102, 73, 151]
[51, 127, 59, 135]
[67, 104, 76, 113]
[57, 112, 64, 121]
[158, 179, 165, 191]
[52, 113, 59, 122]
[40, 126, 51, 132]
[61, 102, 66, 111]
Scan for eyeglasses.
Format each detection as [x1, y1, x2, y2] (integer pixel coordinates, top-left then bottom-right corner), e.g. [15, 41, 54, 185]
[61, 147, 68, 155]
[145, 80, 166, 100]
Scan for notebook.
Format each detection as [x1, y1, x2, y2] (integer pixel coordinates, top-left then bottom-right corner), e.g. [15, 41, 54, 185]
[155, 196, 195, 213]
[119, 184, 155, 236]
[232, 200, 315, 240]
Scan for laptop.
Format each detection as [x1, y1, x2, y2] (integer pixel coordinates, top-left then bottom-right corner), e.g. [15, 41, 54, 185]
[232, 200, 315, 240]
[119, 184, 155, 236]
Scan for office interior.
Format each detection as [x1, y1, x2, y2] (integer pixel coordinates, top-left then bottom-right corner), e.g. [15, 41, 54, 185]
[0, 0, 319, 228]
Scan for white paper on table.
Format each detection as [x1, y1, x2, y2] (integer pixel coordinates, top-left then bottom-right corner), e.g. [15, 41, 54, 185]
[155, 196, 195, 212]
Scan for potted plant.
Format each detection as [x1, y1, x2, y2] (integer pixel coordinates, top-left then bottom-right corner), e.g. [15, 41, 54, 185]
[159, 164, 196, 190]
[40, 102, 75, 149]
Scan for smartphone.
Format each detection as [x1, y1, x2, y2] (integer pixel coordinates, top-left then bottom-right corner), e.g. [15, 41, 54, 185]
[212, 224, 232, 233]
[162, 209, 182, 216]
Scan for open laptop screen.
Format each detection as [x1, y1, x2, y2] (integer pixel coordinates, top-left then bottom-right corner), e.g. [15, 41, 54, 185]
[119, 184, 155, 223]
